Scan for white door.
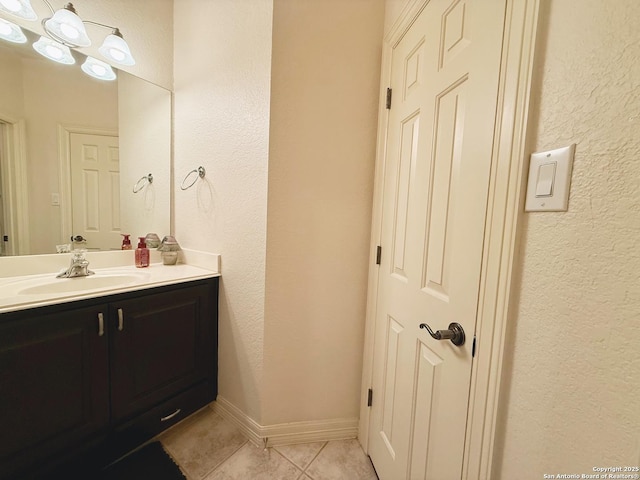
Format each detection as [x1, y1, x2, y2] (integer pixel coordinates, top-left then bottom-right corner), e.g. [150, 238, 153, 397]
[0, 128, 5, 256]
[368, 1, 507, 478]
[70, 133, 120, 251]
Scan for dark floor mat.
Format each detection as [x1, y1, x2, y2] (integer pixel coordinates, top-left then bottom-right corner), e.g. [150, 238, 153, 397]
[101, 442, 185, 480]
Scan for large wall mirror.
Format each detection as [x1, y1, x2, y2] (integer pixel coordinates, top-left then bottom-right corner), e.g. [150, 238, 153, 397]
[0, 24, 170, 256]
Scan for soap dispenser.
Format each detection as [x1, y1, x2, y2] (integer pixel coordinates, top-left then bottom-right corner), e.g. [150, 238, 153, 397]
[158, 236, 180, 265]
[135, 237, 149, 268]
[121, 234, 132, 250]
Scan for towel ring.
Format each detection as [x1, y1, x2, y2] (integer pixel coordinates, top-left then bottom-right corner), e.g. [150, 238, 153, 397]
[181, 166, 206, 190]
[133, 173, 153, 193]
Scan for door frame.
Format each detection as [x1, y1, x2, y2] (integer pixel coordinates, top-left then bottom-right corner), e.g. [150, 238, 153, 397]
[358, 0, 540, 478]
[0, 113, 29, 256]
[58, 125, 118, 246]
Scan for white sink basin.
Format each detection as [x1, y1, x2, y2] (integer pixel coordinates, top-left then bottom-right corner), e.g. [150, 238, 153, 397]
[10, 273, 149, 296]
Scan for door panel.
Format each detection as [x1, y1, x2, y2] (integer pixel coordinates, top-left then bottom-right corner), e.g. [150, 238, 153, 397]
[368, 1, 507, 478]
[70, 133, 120, 251]
[109, 284, 213, 421]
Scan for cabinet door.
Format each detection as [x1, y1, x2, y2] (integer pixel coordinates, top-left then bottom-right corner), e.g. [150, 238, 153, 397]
[0, 304, 110, 477]
[110, 283, 215, 421]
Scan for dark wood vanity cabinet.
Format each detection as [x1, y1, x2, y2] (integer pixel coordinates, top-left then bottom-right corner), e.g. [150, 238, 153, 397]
[0, 303, 110, 478]
[0, 277, 218, 479]
[106, 281, 218, 460]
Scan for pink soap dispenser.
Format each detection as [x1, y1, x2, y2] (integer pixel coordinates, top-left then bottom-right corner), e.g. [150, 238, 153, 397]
[135, 237, 149, 268]
[121, 234, 132, 250]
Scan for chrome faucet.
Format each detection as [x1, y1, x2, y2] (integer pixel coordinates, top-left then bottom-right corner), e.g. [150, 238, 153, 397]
[57, 250, 95, 278]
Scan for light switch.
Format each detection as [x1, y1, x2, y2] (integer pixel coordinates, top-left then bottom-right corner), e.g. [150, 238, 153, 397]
[525, 144, 575, 212]
[535, 162, 556, 197]
[51, 193, 60, 206]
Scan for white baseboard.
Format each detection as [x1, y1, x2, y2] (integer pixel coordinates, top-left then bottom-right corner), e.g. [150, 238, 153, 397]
[210, 396, 359, 448]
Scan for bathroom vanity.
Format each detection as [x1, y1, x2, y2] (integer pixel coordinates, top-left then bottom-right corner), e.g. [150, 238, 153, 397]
[0, 259, 219, 479]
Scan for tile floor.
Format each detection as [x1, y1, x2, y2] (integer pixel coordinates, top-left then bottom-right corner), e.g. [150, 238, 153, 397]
[160, 407, 379, 480]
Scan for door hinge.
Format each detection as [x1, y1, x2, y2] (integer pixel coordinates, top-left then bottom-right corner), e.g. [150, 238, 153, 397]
[386, 88, 392, 109]
[472, 335, 477, 358]
[375, 246, 382, 265]
[367, 388, 373, 407]
[2, 235, 8, 242]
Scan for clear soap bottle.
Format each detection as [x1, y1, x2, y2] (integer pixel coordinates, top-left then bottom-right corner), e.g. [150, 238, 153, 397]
[135, 237, 149, 268]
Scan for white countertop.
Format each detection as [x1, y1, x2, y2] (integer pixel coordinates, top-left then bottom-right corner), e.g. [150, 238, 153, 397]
[0, 250, 220, 314]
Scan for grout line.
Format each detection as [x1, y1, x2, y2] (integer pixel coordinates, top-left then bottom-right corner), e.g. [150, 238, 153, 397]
[269, 448, 304, 477]
[198, 439, 250, 479]
[302, 441, 329, 476]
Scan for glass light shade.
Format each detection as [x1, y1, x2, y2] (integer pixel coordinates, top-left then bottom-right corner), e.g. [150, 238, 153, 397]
[0, 0, 37, 20]
[0, 17, 27, 43]
[99, 32, 135, 66]
[43, 7, 91, 47]
[33, 36, 75, 64]
[81, 56, 116, 81]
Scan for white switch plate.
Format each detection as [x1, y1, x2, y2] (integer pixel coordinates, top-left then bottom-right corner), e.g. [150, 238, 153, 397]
[525, 144, 575, 212]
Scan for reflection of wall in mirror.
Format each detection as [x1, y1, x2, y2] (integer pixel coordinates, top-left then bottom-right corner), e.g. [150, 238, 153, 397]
[0, 46, 118, 254]
[119, 73, 171, 243]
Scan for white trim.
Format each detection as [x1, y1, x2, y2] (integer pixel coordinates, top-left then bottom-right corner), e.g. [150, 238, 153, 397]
[0, 113, 30, 255]
[463, 1, 540, 478]
[57, 125, 118, 246]
[211, 396, 358, 448]
[358, 0, 540, 478]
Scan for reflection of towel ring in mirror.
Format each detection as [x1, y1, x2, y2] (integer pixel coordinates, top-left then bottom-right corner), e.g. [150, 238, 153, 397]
[133, 173, 153, 193]
[181, 166, 206, 190]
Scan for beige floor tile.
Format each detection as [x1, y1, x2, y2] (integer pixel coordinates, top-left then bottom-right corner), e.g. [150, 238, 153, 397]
[274, 442, 326, 470]
[160, 409, 247, 479]
[203, 443, 301, 480]
[298, 474, 313, 480]
[305, 439, 378, 480]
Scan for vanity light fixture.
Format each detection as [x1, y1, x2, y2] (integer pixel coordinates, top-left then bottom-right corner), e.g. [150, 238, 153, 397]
[32, 34, 74, 64]
[42, 2, 89, 47]
[0, 0, 37, 21]
[0, 17, 27, 42]
[0, 0, 135, 74]
[98, 28, 134, 66]
[81, 56, 116, 81]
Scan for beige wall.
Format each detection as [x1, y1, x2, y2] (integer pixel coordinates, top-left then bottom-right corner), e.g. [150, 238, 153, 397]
[0, 48, 24, 116]
[118, 73, 171, 240]
[263, 0, 384, 425]
[494, 0, 640, 475]
[173, 0, 273, 422]
[173, 0, 384, 427]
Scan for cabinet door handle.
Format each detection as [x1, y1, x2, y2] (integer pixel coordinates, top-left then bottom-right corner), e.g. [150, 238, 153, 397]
[117, 308, 124, 331]
[98, 312, 104, 336]
[160, 408, 181, 422]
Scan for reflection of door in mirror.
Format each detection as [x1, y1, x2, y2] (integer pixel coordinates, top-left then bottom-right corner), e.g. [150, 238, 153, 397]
[0, 117, 29, 256]
[70, 133, 120, 251]
[0, 126, 5, 256]
[1, 33, 172, 256]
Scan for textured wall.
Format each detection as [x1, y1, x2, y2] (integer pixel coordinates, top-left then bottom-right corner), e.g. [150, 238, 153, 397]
[173, 0, 273, 422]
[263, 0, 384, 425]
[495, 0, 640, 476]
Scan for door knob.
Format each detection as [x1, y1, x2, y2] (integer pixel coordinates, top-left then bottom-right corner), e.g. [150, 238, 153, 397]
[71, 235, 86, 243]
[419, 322, 465, 346]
